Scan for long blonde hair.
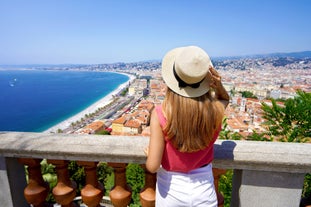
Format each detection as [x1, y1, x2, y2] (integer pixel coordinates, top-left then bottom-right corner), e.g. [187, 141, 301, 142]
[162, 87, 225, 152]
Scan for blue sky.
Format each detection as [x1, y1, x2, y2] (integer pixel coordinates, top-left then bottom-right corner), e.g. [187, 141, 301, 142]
[0, 0, 311, 64]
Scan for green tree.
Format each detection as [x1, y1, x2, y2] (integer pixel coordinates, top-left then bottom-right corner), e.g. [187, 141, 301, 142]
[40, 159, 57, 203]
[246, 130, 273, 141]
[96, 129, 111, 135]
[97, 163, 113, 190]
[241, 91, 257, 99]
[68, 161, 86, 194]
[219, 170, 233, 207]
[219, 118, 230, 140]
[302, 173, 311, 199]
[120, 87, 129, 96]
[261, 90, 311, 142]
[104, 173, 114, 196]
[230, 89, 236, 96]
[126, 164, 145, 206]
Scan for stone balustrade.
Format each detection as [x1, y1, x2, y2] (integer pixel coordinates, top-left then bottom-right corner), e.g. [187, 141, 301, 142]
[0, 132, 310, 207]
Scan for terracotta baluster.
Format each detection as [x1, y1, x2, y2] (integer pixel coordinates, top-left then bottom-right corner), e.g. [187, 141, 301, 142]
[18, 158, 49, 207]
[77, 161, 104, 207]
[213, 168, 227, 207]
[140, 164, 156, 207]
[108, 163, 132, 207]
[47, 160, 77, 207]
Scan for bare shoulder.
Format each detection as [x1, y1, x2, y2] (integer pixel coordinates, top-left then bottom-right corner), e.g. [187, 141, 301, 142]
[151, 107, 161, 129]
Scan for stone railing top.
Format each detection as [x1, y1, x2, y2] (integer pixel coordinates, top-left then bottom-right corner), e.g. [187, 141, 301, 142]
[0, 132, 149, 164]
[213, 140, 311, 173]
[0, 132, 310, 173]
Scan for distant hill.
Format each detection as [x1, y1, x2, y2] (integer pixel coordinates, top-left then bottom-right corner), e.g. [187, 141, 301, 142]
[213, 51, 311, 61]
[212, 50, 311, 69]
[256, 51, 311, 58]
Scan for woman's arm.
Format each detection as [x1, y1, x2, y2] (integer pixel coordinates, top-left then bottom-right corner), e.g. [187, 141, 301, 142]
[209, 67, 230, 108]
[145, 109, 165, 173]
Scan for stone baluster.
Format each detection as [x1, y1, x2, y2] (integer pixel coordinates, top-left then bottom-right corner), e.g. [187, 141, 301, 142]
[18, 158, 49, 207]
[108, 163, 132, 207]
[77, 161, 104, 207]
[140, 164, 156, 207]
[213, 168, 227, 207]
[47, 160, 77, 207]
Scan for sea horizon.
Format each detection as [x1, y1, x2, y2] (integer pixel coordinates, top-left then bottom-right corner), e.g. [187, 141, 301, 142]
[0, 69, 131, 132]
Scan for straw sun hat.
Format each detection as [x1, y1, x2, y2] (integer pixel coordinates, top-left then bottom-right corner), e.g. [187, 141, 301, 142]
[161, 46, 213, 98]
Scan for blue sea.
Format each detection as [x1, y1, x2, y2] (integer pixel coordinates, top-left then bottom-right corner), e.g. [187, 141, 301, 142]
[0, 70, 129, 132]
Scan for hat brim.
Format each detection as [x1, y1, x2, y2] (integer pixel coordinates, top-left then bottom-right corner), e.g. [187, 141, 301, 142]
[161, 47, 212, 98]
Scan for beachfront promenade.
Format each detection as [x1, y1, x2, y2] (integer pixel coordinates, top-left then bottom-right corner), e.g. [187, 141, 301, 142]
[45, 72, 136, 134]
[1, 132, 310, 207]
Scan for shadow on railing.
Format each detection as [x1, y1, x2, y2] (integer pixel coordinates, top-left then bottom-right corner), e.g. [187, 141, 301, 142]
[0, 132, 311, 207]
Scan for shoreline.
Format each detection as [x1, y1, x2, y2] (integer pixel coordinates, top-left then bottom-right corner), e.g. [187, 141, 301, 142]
[44, 72, 136, 133]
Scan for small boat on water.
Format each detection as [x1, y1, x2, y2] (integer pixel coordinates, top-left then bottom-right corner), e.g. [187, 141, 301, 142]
[9, 78, 17, 87]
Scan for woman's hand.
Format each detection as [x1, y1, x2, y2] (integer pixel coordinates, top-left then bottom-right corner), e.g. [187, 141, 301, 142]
[208, 67, 222, 89]
[207, 67, 230, 107]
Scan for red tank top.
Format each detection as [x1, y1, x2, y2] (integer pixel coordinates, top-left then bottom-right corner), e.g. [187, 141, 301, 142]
[155, 105, 220, 173]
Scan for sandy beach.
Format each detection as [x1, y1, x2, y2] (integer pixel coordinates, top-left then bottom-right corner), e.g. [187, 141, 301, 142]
[44, 72, 136, 133]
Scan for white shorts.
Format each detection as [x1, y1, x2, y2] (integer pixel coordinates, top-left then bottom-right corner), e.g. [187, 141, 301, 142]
[156, 163, 217, 207]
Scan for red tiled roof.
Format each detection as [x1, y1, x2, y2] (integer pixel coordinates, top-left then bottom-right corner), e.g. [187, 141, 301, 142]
[124, 119, 141, 128]
[112, 116, 128, 124]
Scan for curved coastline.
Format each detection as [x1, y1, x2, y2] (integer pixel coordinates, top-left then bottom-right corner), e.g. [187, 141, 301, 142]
[44, 72, 136, 133]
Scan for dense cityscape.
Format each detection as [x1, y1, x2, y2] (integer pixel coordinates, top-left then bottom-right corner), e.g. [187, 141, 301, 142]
[40, 54, 311, 139]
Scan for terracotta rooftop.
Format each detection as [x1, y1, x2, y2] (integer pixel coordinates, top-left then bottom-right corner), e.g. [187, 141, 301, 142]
[124, 119, 141, 128]
[112, 116, 129, 124]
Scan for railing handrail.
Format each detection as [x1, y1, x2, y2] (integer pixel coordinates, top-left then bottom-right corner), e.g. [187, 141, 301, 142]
[0, 131, 310, 173]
